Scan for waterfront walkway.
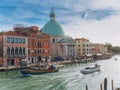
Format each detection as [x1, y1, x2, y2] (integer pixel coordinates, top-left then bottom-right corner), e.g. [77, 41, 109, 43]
[0, 59, 100, 71]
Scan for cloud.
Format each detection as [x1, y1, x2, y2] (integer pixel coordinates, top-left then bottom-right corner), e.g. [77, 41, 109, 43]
[63, 14, 120, 46]
[0, 0, 120, 46]
[89, 0, 120, 10]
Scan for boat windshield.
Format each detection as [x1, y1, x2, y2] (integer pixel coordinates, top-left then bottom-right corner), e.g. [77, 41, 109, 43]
[85, 66, 96, 69]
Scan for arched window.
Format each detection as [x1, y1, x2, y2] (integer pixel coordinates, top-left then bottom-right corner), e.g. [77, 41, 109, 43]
[34, 49, 36, 54]
[15, 47, 18, 55]
[11, 47, 14, 55]
[39, 42, 42, 47]
[19, 47, 22, 55]
[28, 49, 30, 55]
[23, 48, 25, 55]
[38, 42, 39, 47]
[7, 47, 10, 55]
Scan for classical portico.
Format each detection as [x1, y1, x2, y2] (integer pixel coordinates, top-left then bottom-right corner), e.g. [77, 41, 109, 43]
[58, 36, 76, 60]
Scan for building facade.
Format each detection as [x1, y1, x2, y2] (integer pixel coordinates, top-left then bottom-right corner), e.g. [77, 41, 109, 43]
[75, 38, 91, 56]
[0, 31, 28, 67]
[92, 43, 108, 55]
[58, 36, 76, 59]
[14, 25, 51, 64]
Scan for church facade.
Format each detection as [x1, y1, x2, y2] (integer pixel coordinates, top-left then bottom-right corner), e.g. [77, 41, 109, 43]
[41, 8, 76, 60]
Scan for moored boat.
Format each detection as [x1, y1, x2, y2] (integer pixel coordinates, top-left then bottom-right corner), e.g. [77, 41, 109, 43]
[81, 64, 101, 74]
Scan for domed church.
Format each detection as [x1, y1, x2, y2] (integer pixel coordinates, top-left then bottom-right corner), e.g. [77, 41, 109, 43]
[41, 8, 65, 37]
[41, 8, 76, 60]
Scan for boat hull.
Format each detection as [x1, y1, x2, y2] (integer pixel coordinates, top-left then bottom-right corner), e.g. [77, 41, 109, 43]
[21, 69, 59, 76]
[81, 66, 100, 74]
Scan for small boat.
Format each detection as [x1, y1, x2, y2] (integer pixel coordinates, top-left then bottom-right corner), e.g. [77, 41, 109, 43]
[21, 65, 59, 76]
[81, 64, 101, 74]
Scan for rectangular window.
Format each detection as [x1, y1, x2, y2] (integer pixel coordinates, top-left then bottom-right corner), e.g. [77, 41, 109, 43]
[7, 37, 10, 43]
[28, 49, 30, 55]
[39, 49, 41, 54]
[83, 44, 84, 47]
[34, 50, 36, 54]
[19, 38, 22, 43]
[22, 38, 25, 44]
[38, 50, 39, 54]
[52, 39, 55, 43]
[14, 38, 18, 43]
[10, 37, 14, 43]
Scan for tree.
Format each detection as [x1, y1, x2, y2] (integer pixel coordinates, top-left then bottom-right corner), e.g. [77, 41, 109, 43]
[112, 46, 120, 54]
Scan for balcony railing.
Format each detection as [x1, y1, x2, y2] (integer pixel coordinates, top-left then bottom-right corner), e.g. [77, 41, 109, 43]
[6, 54, 26, 58]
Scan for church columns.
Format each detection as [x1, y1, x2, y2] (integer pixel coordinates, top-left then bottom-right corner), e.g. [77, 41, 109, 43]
[65, 45, 68, 57]
[72, 45, 76, 57]
[58, 43, 76, 60]
[67, 45, 69, 57]
[70, 45, 72, 57]
[68, 45, 70, 57]
[74, 45, 77, 57]
[61, 45, 64, 57]
[72, 45, 74, 56]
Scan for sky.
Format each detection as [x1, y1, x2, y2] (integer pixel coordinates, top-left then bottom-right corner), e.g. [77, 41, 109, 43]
[0, 0, 120, 46]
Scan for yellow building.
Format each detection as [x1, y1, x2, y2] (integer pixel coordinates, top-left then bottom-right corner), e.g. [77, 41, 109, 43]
[75, 38, 91, 56]
[92, 43, 108, 55]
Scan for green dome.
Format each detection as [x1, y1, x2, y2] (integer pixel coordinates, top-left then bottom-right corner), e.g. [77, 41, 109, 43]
[41, 8, 65, 36]
[41, 21, 65, 36]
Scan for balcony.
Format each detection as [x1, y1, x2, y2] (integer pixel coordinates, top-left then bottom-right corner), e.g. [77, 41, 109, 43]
[6, 54, 26, 58]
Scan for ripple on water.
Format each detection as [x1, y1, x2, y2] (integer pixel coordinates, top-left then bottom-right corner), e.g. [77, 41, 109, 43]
[1, 55, 120, 90]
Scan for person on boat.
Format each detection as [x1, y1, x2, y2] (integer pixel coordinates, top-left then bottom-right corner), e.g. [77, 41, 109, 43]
[95, 64, 100, 68]
[48, 65, 55, 70]
[95, 64, 98, 67]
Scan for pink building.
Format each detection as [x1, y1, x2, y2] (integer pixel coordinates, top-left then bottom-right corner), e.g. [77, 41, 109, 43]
[0, 31, 28, 67]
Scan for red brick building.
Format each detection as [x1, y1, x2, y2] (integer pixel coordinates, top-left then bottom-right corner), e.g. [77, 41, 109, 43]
[14, 25, 50, 65]
[0, 25, 50, 67]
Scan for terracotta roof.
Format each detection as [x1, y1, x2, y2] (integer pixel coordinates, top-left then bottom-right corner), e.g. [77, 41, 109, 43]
[2, 31, 25, 36]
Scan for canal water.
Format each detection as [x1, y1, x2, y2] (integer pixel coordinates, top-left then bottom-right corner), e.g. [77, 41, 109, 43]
[0, 55, 120, 90]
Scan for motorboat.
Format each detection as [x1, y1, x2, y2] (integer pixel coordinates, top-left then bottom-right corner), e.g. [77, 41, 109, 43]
[81, 64, 101, 74]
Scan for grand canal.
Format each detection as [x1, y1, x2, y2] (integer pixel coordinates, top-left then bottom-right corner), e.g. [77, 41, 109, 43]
[0, 55, 120, 90]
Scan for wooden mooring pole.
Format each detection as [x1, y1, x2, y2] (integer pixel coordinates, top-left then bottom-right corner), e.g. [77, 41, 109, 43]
[5, 65, 8, 76]
[104, 78, 107, 90]
[86, 85, 88, 90]
[100, 83, 102, 90]
[111, 80, 113, 90]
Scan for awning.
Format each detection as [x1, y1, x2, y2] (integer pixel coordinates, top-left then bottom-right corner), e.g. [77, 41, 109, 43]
[86, 54, 92, 57]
